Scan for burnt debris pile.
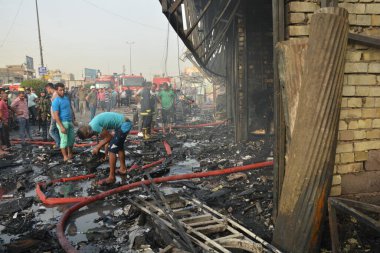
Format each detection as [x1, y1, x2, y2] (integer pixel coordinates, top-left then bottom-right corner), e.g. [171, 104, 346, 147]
[0, 123, 277, 252]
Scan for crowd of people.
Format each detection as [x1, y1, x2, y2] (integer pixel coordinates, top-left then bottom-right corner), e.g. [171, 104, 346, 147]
[0, 81, 194, 184]
[68, 86, 133, 119]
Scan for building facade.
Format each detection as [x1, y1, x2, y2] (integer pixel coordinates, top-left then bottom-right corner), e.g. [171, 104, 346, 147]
[0, 64, 35, 85]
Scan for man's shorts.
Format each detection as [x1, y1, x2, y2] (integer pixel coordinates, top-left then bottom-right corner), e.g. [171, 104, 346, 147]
[56, 121, 75, 148]
[109, 121, 132, 154]
[161, 107, 174, 124]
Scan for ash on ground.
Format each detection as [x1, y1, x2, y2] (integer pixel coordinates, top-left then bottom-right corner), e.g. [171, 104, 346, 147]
[0, 124, 275, 253]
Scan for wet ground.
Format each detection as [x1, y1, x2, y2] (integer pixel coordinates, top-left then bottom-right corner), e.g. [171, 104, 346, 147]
[0, 107, 378, 252]
[0, 110, 276, 253]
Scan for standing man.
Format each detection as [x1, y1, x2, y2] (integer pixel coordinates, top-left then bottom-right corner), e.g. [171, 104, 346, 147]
[86, 86, 97, 120]
[78, 86, 87, 116]
[37, 90, 51, 142]
[133, 87, 143, 136]
[0, 93, 10, 148]
[11, 90, 33, 145]
[27, 88, 38, 125]
[45, 83, 60, 148]
[135, 82, 153, 139]
[77, 112, 132, 185]
[52, 83, 75, 162]
[125, 87, 132, 106]
[111, 88, 118, 109]
[104, 88, 111, 112]
[73, 87, 80, 113]
[98, 88, 106, 111]
[120, 89, 126, 107]
[150, 83, 158, 130]
[158, 82, 175, 134]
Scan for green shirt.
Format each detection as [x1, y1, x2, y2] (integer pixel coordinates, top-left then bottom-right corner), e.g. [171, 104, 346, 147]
[158, 89, 175, 110]
[89, 112, 125, 133]
[87, 90, 97, 105]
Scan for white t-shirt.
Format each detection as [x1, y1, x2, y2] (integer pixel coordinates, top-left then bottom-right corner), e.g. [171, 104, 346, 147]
[28, 93, 38, 107]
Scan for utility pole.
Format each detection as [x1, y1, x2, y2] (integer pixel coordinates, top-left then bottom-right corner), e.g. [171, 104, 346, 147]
[35, 0, 44, 68]
[126, 41, 135, 74]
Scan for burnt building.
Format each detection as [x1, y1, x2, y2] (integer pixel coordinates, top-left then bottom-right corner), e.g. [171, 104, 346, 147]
[159, 0, 380, 252]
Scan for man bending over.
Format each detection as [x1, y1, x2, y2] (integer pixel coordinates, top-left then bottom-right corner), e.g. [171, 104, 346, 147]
[77, 112, 132, 185]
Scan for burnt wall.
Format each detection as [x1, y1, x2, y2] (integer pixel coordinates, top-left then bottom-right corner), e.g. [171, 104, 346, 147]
[246, 0, 274, 133]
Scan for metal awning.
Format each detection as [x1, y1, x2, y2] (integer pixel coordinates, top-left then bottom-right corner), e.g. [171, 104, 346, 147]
[160, 0, 241, 77]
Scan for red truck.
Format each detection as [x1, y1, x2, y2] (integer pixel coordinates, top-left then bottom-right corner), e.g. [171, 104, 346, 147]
[119, 75, 145, 92]
[95, 75, 116, 89]
[152, 77, 175, 90]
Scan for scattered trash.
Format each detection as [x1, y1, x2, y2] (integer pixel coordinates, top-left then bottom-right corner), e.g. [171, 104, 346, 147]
[227, 172, 248, 181]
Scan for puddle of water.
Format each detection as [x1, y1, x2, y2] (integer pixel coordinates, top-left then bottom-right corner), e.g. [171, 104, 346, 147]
[66, 202, 119, 244]
[0, 225, 19, 244]
[169, 158, 200, 176]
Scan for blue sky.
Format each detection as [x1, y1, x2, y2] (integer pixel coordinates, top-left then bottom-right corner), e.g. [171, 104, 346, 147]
[0, 0, 191, 80]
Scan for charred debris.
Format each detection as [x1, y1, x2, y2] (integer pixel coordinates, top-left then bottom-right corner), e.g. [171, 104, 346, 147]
[0, 120, 277, 253]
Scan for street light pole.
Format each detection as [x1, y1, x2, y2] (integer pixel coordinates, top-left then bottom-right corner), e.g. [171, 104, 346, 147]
[35, 0, 44, 68]
[126, 41, 135, 74]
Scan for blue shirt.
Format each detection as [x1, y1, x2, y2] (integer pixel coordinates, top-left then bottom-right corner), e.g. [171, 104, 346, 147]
[52, 96, 72, 122]
[89, 112, 126, 133]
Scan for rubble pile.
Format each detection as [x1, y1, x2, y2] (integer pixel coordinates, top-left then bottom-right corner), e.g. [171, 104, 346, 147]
[0, 124, 276, 252]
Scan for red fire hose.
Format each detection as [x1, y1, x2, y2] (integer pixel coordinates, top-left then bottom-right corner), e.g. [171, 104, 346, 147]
[36, 140, 171, 205]
[11, 139, 98, 147]
[56, 160, 273, 253]
[36, 175, 96, 205]
[162, 140, 172, 156]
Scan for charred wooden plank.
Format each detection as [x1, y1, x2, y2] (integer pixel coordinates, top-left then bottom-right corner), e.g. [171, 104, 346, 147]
[330, 198, 380, 231]
[193, 223, 227, 235]
[214, 234, 245, 242]
[219, 239, 263, 253]
[187, 218, 224, 227]
[273, 7, 349, 253]
[180, 214, 213, 223]
[328, 198, 342, 253]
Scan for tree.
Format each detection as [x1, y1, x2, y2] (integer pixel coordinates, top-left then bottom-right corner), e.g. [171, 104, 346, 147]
[21, 79, 47, 95]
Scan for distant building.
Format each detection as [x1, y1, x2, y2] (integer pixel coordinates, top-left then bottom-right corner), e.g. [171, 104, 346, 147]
[0, 64, 35, 85]
[46, 69, 75, 84]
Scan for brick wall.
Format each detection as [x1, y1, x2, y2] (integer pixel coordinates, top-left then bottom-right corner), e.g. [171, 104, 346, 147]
[285, 0, 380, 198]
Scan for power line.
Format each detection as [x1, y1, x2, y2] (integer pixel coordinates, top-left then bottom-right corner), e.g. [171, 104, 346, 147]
[81, 0, 164, 31]
[0, 0, 24, 48]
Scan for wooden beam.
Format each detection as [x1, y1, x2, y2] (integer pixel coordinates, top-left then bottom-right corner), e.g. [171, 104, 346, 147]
[185, 0, 214, 39]
[194, 224, 227, 235]
[328, 198, 342, 253]
[193, 0, 233, 52]
[161, 0, 168, 12]
[330, 198, 380, 231]
[336, 197, 380, 213]
[349, 32, 380, 48]
[273, 8, 349, 252]
[167, 0, 184, 14]
[219, 239, 263, 253]
[201, 1, 240, 63]
[272, 0, 286, 221]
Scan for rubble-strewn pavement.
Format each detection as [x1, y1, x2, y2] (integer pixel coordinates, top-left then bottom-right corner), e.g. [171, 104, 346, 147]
[0, 120, 276, 252]
[1, 120, 376, 252]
